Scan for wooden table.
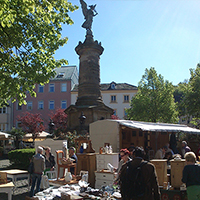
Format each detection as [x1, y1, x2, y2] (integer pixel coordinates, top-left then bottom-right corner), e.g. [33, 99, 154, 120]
[0, 169, 29, 190]
[0, 182, 14, 200]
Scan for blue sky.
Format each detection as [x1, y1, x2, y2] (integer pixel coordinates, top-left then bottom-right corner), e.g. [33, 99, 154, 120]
[54, 0, 200, 86]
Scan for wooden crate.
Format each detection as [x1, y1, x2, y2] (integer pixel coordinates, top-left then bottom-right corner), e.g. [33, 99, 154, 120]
[150, 159, 168, 186]
[170, 159, 186, 188]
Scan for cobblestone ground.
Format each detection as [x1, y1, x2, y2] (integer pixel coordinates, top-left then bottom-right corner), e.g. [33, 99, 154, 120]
[0, 158, 30, 200]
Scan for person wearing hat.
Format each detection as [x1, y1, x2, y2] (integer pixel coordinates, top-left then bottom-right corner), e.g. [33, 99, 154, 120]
[154, 146, 168, 159]
[30, 146, 45, 197]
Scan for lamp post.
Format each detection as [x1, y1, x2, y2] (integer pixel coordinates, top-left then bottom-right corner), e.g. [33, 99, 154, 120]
[79, 112, 86, 135]
[48, 119, 55, 136]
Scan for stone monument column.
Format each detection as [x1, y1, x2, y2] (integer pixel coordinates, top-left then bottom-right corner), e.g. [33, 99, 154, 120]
[75, 35, 104, 106]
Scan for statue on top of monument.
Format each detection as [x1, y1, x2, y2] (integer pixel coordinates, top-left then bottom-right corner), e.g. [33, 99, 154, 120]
[80, 0, 98, 35]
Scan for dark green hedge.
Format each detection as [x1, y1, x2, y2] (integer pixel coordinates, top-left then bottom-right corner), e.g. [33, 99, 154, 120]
[8, 148, 35, 169]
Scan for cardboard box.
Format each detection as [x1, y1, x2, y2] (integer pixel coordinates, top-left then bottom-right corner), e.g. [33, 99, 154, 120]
[170, 159, 186, 188]
[150, 159, 168, 186]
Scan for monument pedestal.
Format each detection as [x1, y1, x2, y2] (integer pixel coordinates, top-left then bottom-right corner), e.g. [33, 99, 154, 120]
[66, 104, 113, 132]
[65, 34, 113, 132]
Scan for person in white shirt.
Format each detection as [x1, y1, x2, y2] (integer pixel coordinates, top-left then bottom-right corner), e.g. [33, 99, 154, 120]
[154, 146, 167, 159]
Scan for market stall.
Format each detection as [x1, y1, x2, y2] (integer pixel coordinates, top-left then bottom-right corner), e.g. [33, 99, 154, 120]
[30, 179, 121, 200]
[0, 132, 14, 154]
[90, 119, 200, 154]
[23, 131, 50, 142]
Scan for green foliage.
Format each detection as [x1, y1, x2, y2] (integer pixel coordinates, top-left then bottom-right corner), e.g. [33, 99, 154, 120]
[173, 81, 189, 117]
[0, 146, 3, 153]
[8, 127, 26, 148]
[0, 0, 78, 106]
[8, 148, 35, 169]
[127, 67, 178, 123]
[55, 130, 78, 147]
[184, 64, 200, 118]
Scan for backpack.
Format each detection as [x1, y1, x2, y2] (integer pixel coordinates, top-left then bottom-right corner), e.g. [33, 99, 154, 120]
[28, 157, 34, 174]
[123, 161, 148, 199]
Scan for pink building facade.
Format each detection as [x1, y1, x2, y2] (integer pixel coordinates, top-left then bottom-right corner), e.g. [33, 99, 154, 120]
[13, 66, 78, 130]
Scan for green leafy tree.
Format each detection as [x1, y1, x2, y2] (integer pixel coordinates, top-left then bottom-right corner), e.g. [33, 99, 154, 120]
[173, 80, 189, 117]
[8, 127, 26, 149]
[0, 0, 78, 106]
[185, 64, 200, 118]
[182, 64, 200, 128]
[127, 67, 178, 123]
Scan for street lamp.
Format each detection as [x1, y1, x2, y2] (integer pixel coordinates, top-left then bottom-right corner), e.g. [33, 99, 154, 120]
[48, 119, 55, 135]
[79, 112, 86, 135]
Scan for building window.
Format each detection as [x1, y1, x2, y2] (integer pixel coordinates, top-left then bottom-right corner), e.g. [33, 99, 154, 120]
[38, 84, 44, 93]
[57, 72, 64, 78]
[49, 83, 55, 92]
[124, 95, 130, 103]
[0, 107, 7, 114]
[49, 100, 54, 110]
[61, 83, 67, 92]
[111, 95, 117, 103]
[38, 101, 44, 110]
[61, 100, 67, 109]
[0, 123, 7, 131]
[111, 83, 115, 89]
[27, 102, 33, 110]
[17, 103, 22, 110]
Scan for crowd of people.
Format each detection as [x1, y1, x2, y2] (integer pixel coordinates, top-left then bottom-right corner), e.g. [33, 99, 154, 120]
[29, 140, 200, 200]
[29, 145, 77, 197]
[116, 141, 200, 200]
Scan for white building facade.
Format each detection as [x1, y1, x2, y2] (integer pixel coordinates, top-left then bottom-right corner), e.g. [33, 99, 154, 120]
[71, 81, 138, 119]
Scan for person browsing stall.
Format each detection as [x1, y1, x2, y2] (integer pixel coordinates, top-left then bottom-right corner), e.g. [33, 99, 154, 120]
[119, 147, 161, 200]
[30, 146, 45, 197]
[182, 152, 200, 200]
[116, 148, 132, 174]
[69, 147, 78, 174]
[181, 141, 191, 158]
[154, 146, 168, 159]
[44, 146, 56, 174]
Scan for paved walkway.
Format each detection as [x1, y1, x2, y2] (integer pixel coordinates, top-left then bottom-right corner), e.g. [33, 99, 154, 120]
[0, 158, 30, 200]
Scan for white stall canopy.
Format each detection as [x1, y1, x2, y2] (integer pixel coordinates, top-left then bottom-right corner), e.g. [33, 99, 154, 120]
[0, 132, 12, 140]
[116, 120, 200, 134]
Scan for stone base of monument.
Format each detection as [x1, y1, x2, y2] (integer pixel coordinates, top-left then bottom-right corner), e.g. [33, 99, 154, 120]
[65, 103, 113, 133]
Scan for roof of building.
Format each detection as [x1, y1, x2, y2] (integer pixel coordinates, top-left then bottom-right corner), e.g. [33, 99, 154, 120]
[71, 81, 138, 92]
[50, 65, 78, 81]
[114, 120, 200, 134]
